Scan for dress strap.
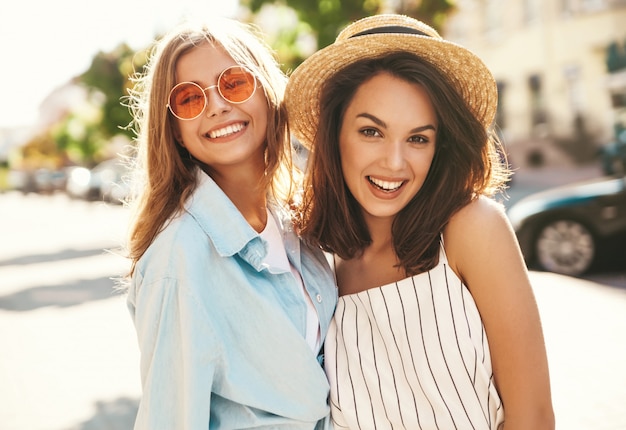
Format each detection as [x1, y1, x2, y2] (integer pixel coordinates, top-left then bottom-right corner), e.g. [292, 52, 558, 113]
[438, 233, 450, 264]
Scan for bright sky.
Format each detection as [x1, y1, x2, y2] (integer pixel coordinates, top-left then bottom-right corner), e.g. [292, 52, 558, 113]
[0, 0, 239, 129]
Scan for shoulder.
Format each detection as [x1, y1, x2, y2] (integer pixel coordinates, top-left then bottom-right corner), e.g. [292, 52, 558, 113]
[445, 196, 510, 245]
[448, 195, 507, 230]
[443, 196, 521, 284]
[136, 212, 215, 280]
[154, 211, 210, 253]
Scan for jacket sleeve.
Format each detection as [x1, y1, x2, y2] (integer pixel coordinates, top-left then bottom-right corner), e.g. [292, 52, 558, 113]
[129, 276, 219, 430]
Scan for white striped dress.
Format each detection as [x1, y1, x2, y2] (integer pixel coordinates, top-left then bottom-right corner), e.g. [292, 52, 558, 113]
[324, 245, 504, 430]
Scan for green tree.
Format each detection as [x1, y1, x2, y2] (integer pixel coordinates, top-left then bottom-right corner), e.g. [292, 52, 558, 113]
[395, 0, 455, 33]
[19, 131, 66, 169]
[244, 0, 455, 62]
[51, 95, 107, 166]
[79, 43, 147, 140]
[245, 0, 384, 53]
[40, 43, 149, 166]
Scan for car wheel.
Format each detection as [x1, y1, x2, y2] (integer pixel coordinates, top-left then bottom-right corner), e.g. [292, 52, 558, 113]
[534, 219, 596, 276]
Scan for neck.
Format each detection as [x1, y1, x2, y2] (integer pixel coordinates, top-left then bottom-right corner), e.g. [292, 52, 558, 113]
[364, 215, 395, 252]
[363, 215, 405, 271]
[203, 164, 269, 232]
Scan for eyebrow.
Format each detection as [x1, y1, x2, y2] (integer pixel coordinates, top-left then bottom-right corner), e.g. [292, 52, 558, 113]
[356, 113, 436, 133]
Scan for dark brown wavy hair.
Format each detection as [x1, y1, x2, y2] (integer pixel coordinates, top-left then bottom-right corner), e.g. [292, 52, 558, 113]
[297, 52, 510, 275]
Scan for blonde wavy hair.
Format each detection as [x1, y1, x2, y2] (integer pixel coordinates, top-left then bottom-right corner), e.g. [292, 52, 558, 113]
[124, 18, 294, 277]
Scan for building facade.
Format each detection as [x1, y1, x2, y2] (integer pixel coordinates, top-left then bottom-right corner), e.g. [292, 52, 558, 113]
[443, 0, 626, 164]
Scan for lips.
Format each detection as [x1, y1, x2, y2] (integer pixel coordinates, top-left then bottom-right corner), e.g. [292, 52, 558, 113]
[367, 176, 404, 192]
[206, 121, 247, 139]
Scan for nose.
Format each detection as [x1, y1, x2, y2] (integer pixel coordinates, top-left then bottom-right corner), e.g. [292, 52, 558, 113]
[204, 85, 231, 117]
[384, 140, 406, 171]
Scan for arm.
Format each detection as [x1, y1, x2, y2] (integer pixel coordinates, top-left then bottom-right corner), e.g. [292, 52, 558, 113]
[444, 197, 555, 430]
[130, 277, 218, 430]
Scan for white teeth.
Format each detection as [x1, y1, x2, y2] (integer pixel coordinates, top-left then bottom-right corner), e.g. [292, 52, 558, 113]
[208, 123, 245, 138]
[368, 176, 403, 191]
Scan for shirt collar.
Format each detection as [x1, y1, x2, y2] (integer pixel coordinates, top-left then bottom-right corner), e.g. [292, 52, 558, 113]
[185, 170, 263, 258]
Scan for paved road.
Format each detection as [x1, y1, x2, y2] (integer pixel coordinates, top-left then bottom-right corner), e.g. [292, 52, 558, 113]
[0, 193, 140, 430]
[1, 164, 624, 429]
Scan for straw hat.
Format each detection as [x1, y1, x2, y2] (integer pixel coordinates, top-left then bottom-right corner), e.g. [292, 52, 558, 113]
[285, 14, 498, 150]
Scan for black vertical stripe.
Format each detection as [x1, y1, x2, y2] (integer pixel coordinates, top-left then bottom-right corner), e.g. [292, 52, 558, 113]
[458, 272, 479, 385]
[361, 292, 394, 427]
[356, 293, 384, 428]
[378, 287, 411, 429]
[408, 278, 441, 429]
[341, 299, 363, 430]
[417, 272, 451, 428]
[429, 271, 467, 429]
[444, 265, 491, 427]
[396, 282, 425, 430]
[349, 296, 372, 429]
[326, 245, 503, 429]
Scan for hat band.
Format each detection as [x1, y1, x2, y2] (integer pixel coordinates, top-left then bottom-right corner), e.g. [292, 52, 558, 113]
[349, 26, 430, 39]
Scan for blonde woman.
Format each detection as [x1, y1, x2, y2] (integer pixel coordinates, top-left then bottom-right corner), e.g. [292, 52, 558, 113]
[125, 18, 336, 429]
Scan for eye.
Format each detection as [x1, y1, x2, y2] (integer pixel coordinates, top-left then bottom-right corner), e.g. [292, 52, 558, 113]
[223, 77, 247, 90]
[180, 93, 204, 106]
[173, 86, 204, 106]
[360, 127, 381, 138]
[408, 135, 429, 144]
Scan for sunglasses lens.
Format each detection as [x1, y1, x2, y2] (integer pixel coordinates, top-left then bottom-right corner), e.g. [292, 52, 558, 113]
[169, 83, 205, 119]
[219, 67, 256, 103]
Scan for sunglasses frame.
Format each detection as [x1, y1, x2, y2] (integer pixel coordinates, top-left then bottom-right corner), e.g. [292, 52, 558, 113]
[167, 65, 257, 120]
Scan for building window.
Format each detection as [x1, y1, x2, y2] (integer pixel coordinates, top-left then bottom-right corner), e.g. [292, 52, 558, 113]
[528, 74, 548, 127]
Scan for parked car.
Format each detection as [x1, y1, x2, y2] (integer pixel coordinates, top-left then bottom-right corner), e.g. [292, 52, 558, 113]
[8, 169, 37, 193]
[33, 168, 68, 194]
[66, 158, 131, 204]
[507, 175, 626, 276]
[8, 168, 68, 194]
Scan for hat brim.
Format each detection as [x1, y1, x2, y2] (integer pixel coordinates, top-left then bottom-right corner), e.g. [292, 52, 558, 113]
[286, 33, 498, 150]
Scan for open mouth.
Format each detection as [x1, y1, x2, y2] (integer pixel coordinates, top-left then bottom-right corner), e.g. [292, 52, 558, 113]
[206, 122, 247, 139]
[367, 176, 404, 192]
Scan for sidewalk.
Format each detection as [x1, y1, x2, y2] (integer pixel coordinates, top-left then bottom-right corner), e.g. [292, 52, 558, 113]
[0, 194, 140, 430]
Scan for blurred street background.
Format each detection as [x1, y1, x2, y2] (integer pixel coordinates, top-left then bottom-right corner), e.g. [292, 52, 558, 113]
[1, 0, 626, 429]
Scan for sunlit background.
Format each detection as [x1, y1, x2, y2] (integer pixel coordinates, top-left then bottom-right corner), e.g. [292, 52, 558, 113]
[0, 0, 239, 128]
[1, 0, 625, 172]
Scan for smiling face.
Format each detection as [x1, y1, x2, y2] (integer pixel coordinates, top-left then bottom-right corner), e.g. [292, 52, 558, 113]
[339, 72, 437, 224]
[173, 43, 269, 176]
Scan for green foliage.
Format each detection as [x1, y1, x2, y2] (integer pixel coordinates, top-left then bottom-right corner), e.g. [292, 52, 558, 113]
[244, 0, 385, 55]
[396, 0, 455, 32]
[19, 42, 149, 168]
[52, 107, 107, 166]
[79, 43, 147, 140]
[244, 0, 455, 62]
[19, 130, 66, 169]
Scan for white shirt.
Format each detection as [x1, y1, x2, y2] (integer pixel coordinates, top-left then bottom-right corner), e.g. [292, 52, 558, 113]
[260, 209, 321, 352]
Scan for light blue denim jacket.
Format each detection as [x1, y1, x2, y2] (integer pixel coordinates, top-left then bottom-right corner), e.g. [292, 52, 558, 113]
[127, 171, 337, 429]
